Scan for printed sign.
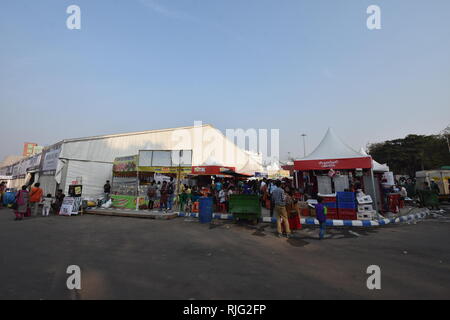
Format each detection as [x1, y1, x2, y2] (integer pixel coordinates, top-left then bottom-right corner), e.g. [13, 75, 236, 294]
[59, 197, 81, 215]
[113, 155, 138, 172]
[139, 166, 191, 174]
[60, 197, 75, 216]
[42, 147, 61, 172]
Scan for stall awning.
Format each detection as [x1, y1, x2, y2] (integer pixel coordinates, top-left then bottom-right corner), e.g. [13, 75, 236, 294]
[294, 128, 373, 170]
[220, 170, 253, 178]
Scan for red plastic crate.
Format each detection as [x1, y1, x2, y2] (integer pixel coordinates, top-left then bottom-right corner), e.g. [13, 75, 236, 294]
[326, 213, 339, 220]
[338, 208, 356, 214]
[326, 208, 337, 214]
[322, 196, 336, 203]
[300, 208, 310, 216]
[338, 212, 357, 220]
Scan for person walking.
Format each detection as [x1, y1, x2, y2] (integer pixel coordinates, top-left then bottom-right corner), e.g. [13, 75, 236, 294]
[268, 180, 277, 217]
[53, 189, 65, 215]
[159, 181, 168, 212]
[315, 197, 327, 240]
[104, 180, 111, 202]
[147, 181, 157, 210]
[29, 183, 43, 216]
[271, 181, 291, 238]
[14, 185, 29, 220]
[41, 194, 54, 216]
[0, 181, 7, 208]
[167, 177, 175, 211]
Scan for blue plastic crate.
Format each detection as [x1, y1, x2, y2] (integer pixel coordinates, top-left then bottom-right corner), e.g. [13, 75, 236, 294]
[338, 202, 357, 209]
[337, 192, 355, 199]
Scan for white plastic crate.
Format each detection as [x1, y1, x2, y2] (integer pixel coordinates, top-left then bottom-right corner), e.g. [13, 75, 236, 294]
[358, 204, 374, 212]
[357, 210, 377, 221]
[357, 195, 373, 204]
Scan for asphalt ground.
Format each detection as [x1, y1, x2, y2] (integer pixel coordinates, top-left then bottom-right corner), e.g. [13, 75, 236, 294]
[0, 206, 449, 300]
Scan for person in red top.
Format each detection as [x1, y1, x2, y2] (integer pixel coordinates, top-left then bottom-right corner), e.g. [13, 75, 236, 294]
[29, 182, 43, 216]
[0, 181, 7, 208]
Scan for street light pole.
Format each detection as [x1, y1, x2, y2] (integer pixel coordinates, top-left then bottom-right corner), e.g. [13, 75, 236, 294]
[301, 134, 307, 157]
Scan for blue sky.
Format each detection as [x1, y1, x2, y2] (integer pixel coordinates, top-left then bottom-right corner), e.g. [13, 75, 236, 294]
[1, 0, 449, 161]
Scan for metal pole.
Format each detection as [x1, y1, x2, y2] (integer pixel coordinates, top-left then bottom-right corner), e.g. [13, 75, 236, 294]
[370, 167, 379, 213]
[301, 134, 307, 157]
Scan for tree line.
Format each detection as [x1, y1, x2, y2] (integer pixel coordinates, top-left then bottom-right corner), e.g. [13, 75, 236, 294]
[368, 133, 450, 177]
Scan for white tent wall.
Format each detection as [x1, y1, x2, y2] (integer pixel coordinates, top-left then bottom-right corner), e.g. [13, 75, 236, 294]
[54, 125, 263, 198]
[38, 175, 58, 197]
[58, 125, 261, 171]
[62, 160, 113, 199]
[10, 178, 26, 190]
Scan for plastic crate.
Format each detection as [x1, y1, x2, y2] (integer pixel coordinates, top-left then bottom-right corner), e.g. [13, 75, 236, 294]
[338, 208, 357, 214]
[322, 196, 336, 203]
[336, 192, 355, 202]
[325, 207, 337, 214]
[300, 208, 310, 216]
[339, 212, 357, 220]
[358, 204, 374, 212]
[326, 213, 339, 220]
[324, 202, 337, 209]
[338, 202, 357, 209]
[357, 211, 377, 221]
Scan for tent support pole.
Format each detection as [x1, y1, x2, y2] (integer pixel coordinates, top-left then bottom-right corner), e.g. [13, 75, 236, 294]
[370, 167, 379, 213]
[136, 167, 140, 211]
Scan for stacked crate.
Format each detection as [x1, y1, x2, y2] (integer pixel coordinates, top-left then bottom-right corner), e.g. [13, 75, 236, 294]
[357, 195, 376, 220]
[322, 195, 338, 220]
[337, 192, 357, 220]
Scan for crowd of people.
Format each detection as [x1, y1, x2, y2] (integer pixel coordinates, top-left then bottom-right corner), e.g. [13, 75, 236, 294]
[0, 182, 66, 221]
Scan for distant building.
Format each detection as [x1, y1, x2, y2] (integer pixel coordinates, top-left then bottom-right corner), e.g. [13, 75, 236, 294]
[23, 142, 37, 157]
[22, 142, 43, 157]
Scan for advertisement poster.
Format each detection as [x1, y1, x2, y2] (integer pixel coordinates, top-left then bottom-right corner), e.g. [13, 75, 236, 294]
[59, 197, 81, 215]
[113, 155, 138, 172]
[111, 195, 145, 209]
[59, 197, 75, 215]
[41, 146, 62, 173]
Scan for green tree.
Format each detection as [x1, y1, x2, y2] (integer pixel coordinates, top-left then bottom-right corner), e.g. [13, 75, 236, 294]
[368, 134, 450, 177]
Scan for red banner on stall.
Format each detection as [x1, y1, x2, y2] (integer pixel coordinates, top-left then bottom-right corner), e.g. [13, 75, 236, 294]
[294, 157, 372, 170]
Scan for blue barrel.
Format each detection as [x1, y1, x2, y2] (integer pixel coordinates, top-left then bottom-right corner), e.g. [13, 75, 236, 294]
[3, 192, 16, 205]
[199, 197, 213, 224]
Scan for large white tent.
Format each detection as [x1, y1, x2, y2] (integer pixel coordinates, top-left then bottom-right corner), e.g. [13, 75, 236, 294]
[52, 124, 262, 198]
[294, 128, 372, 170]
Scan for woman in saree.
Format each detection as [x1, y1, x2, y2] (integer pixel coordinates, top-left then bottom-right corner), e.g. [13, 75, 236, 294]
[14, 185, 29, 220]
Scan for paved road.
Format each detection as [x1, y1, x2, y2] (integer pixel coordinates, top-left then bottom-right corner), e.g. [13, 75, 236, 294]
[0, 207, 449, 299]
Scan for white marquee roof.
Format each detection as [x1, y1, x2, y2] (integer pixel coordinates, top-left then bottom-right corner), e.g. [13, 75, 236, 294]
[301, 128, 368, 161]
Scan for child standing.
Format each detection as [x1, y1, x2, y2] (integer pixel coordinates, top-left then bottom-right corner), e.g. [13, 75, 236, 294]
[42, 194, 54, 216]
[315, 197, 327, 240]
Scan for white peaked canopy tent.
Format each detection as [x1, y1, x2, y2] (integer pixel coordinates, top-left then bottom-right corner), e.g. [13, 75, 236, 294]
[294, 128, 373, 170]
[359, 148, 390, 172]
[293, 128, 379, 212]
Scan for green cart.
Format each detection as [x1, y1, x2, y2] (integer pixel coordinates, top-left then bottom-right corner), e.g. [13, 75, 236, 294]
[228, 194, 261, 224]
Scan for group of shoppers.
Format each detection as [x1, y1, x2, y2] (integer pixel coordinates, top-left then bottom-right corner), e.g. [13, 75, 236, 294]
[8, 183, 65, 220]
[146, 178, 176, 212]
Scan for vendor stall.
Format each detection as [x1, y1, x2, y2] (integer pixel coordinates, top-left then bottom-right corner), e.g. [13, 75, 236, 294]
[294, 128, 379, 219]
[111, 151, 192, 210]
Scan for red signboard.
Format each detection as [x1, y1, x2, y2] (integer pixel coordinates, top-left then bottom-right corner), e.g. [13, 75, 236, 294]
[294, 157, 372, 171]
